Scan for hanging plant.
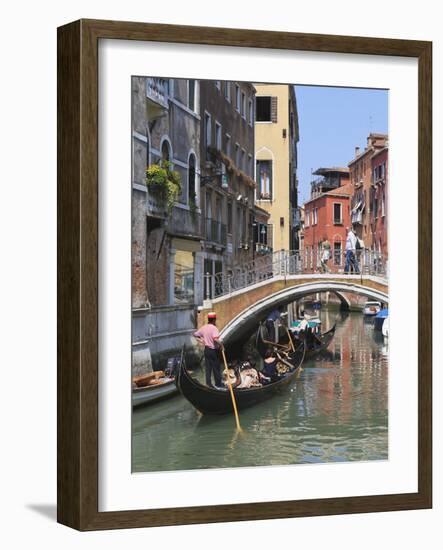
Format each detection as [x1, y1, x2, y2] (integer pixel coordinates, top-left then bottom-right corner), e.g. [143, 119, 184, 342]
[145, 160, 181, 213]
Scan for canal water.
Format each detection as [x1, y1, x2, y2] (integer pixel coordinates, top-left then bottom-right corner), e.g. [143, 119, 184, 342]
[132, 308, 388, 472]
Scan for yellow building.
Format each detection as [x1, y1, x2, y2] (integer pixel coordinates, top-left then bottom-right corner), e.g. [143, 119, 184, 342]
[254, 84, 300, 252]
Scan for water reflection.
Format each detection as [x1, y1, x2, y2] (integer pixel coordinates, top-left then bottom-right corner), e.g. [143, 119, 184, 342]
[132, 309, 388, 472]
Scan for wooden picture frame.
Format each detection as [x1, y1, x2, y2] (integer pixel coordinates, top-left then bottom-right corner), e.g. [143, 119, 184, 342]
[57, 19, 432, 530]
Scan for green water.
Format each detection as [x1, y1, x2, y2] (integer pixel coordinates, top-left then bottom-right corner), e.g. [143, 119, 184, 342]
[132, 309, 388, 472]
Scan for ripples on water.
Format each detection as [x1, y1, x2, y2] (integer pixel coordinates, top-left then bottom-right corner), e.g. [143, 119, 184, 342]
[132, 310, 388, 472]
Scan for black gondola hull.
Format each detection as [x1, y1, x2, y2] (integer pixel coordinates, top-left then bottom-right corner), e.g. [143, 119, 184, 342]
[176, 345, 305, 415]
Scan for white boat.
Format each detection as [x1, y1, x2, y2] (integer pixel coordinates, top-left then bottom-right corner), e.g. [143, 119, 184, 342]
[132, 377, 177, 408]
[382, 317, 389, 338]
[363, 301, 381, 316]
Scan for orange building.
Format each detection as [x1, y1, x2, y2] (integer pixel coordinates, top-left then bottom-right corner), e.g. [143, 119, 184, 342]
[303, 170, 353, 272]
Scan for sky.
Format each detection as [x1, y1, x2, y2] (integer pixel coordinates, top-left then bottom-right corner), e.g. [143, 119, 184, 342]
[294, 85, 388, 206]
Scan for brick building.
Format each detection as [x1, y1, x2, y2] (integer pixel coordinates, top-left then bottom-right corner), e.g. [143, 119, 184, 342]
[348, 133, 388, 250]
[370, 146, 388, 257]
[303, 172, 353, 272]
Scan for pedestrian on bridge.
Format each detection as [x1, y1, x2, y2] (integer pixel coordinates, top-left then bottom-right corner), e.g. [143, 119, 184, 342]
[344, 227, 360, 274]
[193, 312, 224, 389]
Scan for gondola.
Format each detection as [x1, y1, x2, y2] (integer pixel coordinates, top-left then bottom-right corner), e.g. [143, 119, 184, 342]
[175, 342, 305, 415]
[256, 322, 336, 359]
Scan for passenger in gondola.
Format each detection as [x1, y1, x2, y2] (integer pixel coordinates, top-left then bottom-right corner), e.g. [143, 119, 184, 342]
[193, 312, 224, 390]
[259, 348, 281, 384]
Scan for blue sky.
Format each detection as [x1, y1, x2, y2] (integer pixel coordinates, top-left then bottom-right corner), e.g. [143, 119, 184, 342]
[294, 85, 388, 205]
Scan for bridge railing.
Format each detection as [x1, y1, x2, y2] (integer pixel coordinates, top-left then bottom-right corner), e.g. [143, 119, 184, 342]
[210, 249, 387, 299]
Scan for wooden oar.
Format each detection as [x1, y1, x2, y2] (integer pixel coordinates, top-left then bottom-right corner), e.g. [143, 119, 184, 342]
[220, 346, 242, 432]
[285, 326, 296, 352]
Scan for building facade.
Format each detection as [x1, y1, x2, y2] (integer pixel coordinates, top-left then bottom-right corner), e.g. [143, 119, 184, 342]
[200, 80, 257, 297]
[303, 178, 353, 272]
[370, 147, 388, 257]
[131, 77, 203, 372]
[348, 133, 388, 250]
[254, 84, 300, 252]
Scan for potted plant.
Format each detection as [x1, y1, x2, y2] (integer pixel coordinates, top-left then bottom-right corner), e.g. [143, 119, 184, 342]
[145, 160, 181, 213]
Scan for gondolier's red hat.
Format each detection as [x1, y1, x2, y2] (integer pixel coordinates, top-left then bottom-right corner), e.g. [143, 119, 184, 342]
[207, 312, 217, 319]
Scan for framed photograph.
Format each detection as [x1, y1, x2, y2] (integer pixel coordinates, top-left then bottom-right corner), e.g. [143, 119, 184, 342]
[57, 19, 432, 530]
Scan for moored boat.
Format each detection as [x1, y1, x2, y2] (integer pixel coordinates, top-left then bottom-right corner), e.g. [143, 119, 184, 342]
[374, 308, 388, 331]
[132, 377, 178, 408]
[176, 343, 305, 415]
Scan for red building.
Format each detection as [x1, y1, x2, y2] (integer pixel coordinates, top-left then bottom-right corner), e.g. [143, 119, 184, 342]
[370, 147, 388, 257]
[303, 175, 353, 272]
[348, 133, 388, 251]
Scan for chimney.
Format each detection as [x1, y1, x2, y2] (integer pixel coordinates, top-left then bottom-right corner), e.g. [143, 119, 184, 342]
[355, 146, 360, 157]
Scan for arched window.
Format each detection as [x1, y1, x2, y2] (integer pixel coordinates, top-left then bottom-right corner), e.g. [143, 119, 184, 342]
[188, 154, 196, 204]
[161, 140, 171, 162]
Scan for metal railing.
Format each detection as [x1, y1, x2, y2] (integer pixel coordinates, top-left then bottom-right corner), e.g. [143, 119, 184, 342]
[209, 249, 387, 299]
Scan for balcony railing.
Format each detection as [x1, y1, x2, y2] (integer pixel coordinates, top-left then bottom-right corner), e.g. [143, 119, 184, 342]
[167, 206, 202, 238]
[146, 78, 169, 108]
[292, 207, 302, 227]
[205, 218, 227, 245]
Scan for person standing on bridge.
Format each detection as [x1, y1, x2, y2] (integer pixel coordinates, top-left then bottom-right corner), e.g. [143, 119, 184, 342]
[320, 239, 331, 273]
[344, 227, 360, 274]
[193, 312, 224, 389]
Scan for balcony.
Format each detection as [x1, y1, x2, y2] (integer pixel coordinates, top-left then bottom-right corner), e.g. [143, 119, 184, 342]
[292, 207, 301, 227]
[311, 176, 340, 197]
[146, 78, 170, 110]
[205, 218, 227, 246]
[167, 206, 202, 239]
[146, 187, 168, 218]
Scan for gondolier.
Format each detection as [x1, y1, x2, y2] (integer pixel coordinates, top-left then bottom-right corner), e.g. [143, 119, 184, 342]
[193, 312, 224, 389]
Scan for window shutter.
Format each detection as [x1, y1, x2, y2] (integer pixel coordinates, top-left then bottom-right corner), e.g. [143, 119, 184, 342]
[271, 96, 278, 123]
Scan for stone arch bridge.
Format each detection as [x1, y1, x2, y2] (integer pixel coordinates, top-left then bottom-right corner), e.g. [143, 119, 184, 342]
[198, 274, 388, 344]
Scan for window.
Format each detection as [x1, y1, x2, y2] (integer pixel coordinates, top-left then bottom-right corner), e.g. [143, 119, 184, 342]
[174, 250, 194, 304]
[224, 81, 231, 102]
[225, 134, 231, 158]
[334, 242, 342, 266]
[227, 201, 233, 233]
[215, 80, 221, 90]
[188, 154, 196, 204]
[204, 113, 212, 159]
[188, 80, 196, 111]
[161, 140, 171, 162]
[248, 99, 253, 126]
[381, 192, 386, 217]
[333, 203, 342, 224]
[256, 160, 272, 200]
[241, 149, 246, 171]
[256, 96, 271, 121]
[313, 207, 318, 225]
[235, 143, 240, 167]
[241, 92, 246, 119]
[235, 85, 240, 112]
[248, 154, 253, 176]
[305, 209, 309, 227]
[215, 122, 222, 150]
